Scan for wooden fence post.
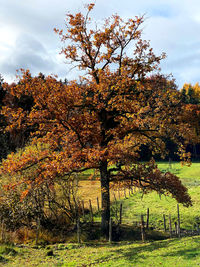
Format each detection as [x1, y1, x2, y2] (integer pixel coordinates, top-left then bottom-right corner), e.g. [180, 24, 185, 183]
[97, 197, 100, 212]
[1, 219, 5, 243]
[175, 222, 177, 236]
[109, 217, 112, 243]
[119, 203, 123, 224]
[82, 200, 85, 217]
[36, 217, 40, 245]
[124, 188, 127, 199]
[131, 187, 133, 195]
[177, 204, 181, 238]
[89, 199, 93, 223]
[146, 208, 149, 229]
[113, 192, 117, 203]
[197, 224, 199, 234]
[77, 217, 81, 243]
[163, 214, 166, 232]
[141, 215, 145, 242]
[169, 214, 172, 238]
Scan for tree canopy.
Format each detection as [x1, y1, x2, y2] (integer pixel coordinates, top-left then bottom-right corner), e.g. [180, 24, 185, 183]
[0, 3, 193, 236]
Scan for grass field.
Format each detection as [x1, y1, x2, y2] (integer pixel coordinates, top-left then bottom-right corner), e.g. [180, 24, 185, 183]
[1, 161, 200, 266]
[79, 162, 200, 230]
[1, 236, 200, 266]
[121, 162, 200, 229]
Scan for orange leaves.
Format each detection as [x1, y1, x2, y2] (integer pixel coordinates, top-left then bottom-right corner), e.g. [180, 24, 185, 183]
[0, 4, 194, 211]
[0, 142, 51, 184]
[86, 3, 95, 11]
[54, 4, 152, 81]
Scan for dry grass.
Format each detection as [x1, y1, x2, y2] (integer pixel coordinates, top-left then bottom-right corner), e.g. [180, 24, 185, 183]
[78, 181, 101, 208]
[78, 180, 135, 209]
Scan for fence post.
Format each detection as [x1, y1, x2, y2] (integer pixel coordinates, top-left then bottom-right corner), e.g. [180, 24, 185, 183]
[141, 215, 145, 242]
[109, 217, 112, 243]
[163, 214, 166, 232]
[124, 188, 127, 199]
[129, 188, 131, 197]
[177, 204, 181, 238]
[97, 197, 100, 212]
[146, 208, 149, 229]
[89, 199, 93, 223]
[169, 214, 172, 238]
[175, 222, 177, 236]
[1, 219, 5, 243]
[113, 192, 117, 203]
[119, 203, 123, 224]
[77, 217, 81, 243]
[82, 200, 85, 217]
[131, 187, 133, 195]
[197, 224, 199, 234]
[36, 216, 40, 245]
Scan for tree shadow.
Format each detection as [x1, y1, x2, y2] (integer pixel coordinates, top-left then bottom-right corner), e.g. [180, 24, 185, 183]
[107, 237, 200, 265]
[83, 238, 178, 265]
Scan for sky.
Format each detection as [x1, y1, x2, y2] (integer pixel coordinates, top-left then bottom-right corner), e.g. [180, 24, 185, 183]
[1, 0, 200, 88]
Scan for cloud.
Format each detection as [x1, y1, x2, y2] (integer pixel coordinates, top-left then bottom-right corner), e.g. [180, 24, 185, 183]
[1, 0, 200, 87]
[0, 33, 57, 78]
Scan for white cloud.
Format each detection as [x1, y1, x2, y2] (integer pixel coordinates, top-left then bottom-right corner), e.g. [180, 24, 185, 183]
[0, 0, 200, 87]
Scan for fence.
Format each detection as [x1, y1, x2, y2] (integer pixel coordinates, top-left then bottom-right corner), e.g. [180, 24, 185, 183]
[0, 186, 198, 244]
[73, 187, 200, 243]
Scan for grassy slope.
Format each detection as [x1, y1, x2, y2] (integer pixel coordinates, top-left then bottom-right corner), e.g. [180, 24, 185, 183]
[1, 236, 200, 266]
[80, 162, 200, 229]
[121, 162, 200, 230]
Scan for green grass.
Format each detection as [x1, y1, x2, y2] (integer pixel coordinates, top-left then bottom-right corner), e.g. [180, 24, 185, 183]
[118, 162, 200, 230]
[121, 187, 200, 230]
[157, 161, 200, 186]
[1, 237, 200, 266]
[82, 162, 200, 230]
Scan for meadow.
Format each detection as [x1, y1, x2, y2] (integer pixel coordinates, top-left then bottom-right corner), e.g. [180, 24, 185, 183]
[79, 162, 200, 230]
[1, 161, 200, 266]
[1, 236, 200, 266]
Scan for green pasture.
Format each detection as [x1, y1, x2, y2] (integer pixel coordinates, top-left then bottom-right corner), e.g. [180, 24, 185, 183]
[82, 162, 200, 230]
[1, 236, 200, 266]
[157, 161, 200, 186]
[114, 162, 200, 230]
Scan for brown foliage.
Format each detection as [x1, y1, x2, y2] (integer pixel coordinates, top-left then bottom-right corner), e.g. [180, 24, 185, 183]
[0, 3, 193, 233]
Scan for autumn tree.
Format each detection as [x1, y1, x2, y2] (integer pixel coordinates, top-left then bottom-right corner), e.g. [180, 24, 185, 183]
[180, 83, 200, 104]
[1, 4, 193, 236]
[180, 83, 200, 158]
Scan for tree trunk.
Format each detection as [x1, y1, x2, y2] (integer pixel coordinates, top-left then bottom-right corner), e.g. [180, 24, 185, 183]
[100, 160, 110, 237]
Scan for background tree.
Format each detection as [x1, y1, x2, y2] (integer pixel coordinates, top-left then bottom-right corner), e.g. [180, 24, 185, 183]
[180, 83, 200, 158]
[1, 4, 193, 237]
[180, 83, 200, 104]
